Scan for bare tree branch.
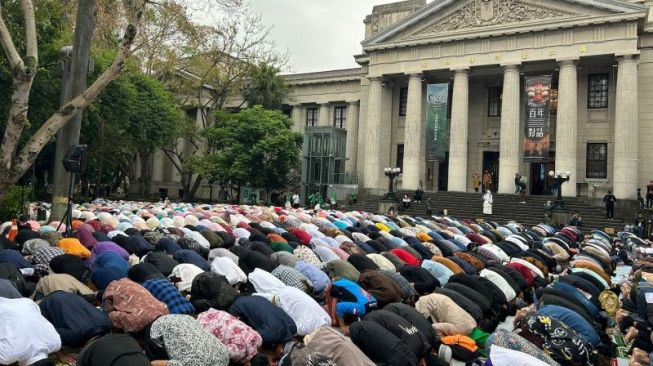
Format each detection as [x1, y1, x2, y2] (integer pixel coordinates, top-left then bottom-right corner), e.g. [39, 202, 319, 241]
[0, 4, 24, 70]
[11, 0, 147, 176]
[21, 0, 37, 65]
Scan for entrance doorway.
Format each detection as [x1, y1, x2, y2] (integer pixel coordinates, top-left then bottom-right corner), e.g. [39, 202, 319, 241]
[529, 153, 555, 195]
[482, 151, 499, 192]
[437, 152, 449, 191]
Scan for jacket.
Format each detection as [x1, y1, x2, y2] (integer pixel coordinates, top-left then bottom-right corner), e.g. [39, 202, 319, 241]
[349, 321, 418, 366]
[229, 295, 297, 347]
[39, 291, 112, 347]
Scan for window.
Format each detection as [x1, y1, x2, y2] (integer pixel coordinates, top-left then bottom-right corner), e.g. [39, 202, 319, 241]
[399, 88, 408, 116]
[396, 144, 404, 171]
[333, 106, 347, 129]
[306, 108, 318, 127]
[588, 74, 609, 109]
[586, 143, 608, 179]
[488, 87, 502, 117]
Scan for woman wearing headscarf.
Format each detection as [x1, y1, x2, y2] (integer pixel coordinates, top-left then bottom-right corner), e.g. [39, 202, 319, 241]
[0, 297, 61, 365]
[415, 293, 477, 336]
[49, 253, 90, 284]
[149, 314, 229, 366]
[33, 273, 95, 300]
[38, 291, 112, 347]
[75, 224, 98, 249]
[91, 252, 129, 292]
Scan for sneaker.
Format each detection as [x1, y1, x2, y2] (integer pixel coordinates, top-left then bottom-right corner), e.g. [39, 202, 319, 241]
[437, 344, 452, 364]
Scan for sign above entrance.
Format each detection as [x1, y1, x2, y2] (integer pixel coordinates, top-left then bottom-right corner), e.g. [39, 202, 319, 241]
[523, 75, 552, 162]
[426, 83, 449, 161]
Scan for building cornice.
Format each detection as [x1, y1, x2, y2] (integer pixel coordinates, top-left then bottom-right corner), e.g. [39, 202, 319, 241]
[363, 12, 645, 52]
[362, 0, 647, 48]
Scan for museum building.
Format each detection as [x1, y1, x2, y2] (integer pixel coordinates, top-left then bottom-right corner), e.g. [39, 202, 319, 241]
[281, 0, 653, 201]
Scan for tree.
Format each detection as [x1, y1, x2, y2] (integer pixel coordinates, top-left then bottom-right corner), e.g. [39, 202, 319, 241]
[0, 0, 147, 201]
[200, 106, 302, 203]
[80, 61, 183, 197]
[242, 62, 290, 110]
[160, 2, 288, 200]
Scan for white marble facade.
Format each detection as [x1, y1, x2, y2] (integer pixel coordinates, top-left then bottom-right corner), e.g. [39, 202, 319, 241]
[283, 0, 653, 200]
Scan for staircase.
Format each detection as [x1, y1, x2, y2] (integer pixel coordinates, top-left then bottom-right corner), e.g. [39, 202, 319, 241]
[347, 191, 625, 231]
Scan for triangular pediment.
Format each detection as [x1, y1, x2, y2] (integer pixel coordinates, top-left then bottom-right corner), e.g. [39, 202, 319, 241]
[410, 0, 577, 37]
[362, 0, 648, 47]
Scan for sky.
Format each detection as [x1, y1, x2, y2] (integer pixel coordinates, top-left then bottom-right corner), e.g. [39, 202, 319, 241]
[248, 0, 395, 74]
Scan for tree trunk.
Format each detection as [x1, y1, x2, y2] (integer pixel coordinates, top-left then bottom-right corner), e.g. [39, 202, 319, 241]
[138, 151, 152, 197]
[188, 174, 203, 200]
[51, 0, 96, 218]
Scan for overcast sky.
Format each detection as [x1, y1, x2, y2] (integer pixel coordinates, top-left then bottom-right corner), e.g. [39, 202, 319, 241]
[249, 0, 394, 74]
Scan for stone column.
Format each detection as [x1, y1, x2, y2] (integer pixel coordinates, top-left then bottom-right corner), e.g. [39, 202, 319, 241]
[497, 64, 521, 194]
[318, 103, 330, 126]
[363, 77, 384, 189]
[345, 101, 359, 177]
[614, 55, 639, 199]
[291, 104, 303, 133]
[447, 69, 469, 192]
[403, 73, 423, 190]
[555, 59, 578, 197]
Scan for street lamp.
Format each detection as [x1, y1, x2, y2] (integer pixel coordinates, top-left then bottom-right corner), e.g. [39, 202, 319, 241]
[549, 170, 571, 210]
[384, 167, 401, 201]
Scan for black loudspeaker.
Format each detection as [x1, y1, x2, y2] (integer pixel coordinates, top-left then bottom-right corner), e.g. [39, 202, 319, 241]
[62, 144, 87, 173]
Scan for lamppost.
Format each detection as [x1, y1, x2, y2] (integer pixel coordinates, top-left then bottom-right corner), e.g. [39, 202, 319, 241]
[384, 167, 401, 201]
[549, 170, 571, 210]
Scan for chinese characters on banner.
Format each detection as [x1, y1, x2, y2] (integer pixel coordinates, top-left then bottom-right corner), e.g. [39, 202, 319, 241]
[426, 83, 449, 161]
[523, 75, 552, 162]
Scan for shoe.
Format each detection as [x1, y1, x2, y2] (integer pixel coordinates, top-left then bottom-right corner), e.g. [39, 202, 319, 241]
[437, 344, 452, 364]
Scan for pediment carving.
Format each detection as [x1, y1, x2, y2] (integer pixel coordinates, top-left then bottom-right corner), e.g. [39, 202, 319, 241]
[408, 0, 575, 37]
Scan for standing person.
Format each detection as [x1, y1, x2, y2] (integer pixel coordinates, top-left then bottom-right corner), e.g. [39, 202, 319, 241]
[402, 195, 411, 211]
[518, 175, 527, 203]
[647, 180, 653, 208]
[483, 190, 493, 215]
[634, 213, 646, 238]
[514, 173, 522, 194]
[604, 190, 616, 220]
[425, 196, 432, 217]
[413, 183, 424, 203]
[483, 170, 492, 192]
[472, 173, 481, 193]
[637, 189, 645, 209]
[292, 193, 300, 209]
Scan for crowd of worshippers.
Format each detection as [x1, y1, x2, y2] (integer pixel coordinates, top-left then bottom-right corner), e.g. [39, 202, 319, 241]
[0, 200, 651, 366]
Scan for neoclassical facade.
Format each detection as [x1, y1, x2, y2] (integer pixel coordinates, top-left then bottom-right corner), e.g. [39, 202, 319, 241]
[284, 0, 653, 200]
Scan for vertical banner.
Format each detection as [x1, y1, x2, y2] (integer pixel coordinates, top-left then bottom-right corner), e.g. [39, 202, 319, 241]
[426, 83, 449, 161]
[523, 75, 552, 162]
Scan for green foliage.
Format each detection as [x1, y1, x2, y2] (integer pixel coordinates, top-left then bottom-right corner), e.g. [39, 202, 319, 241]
[199, 106, 302, 193]
[0, 186, 31, 221]
[0, 0, 72, 147]
[242, 63, 290, 110]
[80, 64, 184, 185]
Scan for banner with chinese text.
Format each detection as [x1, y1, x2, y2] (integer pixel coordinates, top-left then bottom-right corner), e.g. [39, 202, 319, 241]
[426, 83, 449, 161]
[523, 75, 552, 162]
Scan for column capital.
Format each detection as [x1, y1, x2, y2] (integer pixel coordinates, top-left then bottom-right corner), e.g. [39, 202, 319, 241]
[501, 63, 521, 71]
[556, 58, 579, 67]
[406, 72, 423, 79]
[617, 54, 639, 63]
[451, 67, 470, 75]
